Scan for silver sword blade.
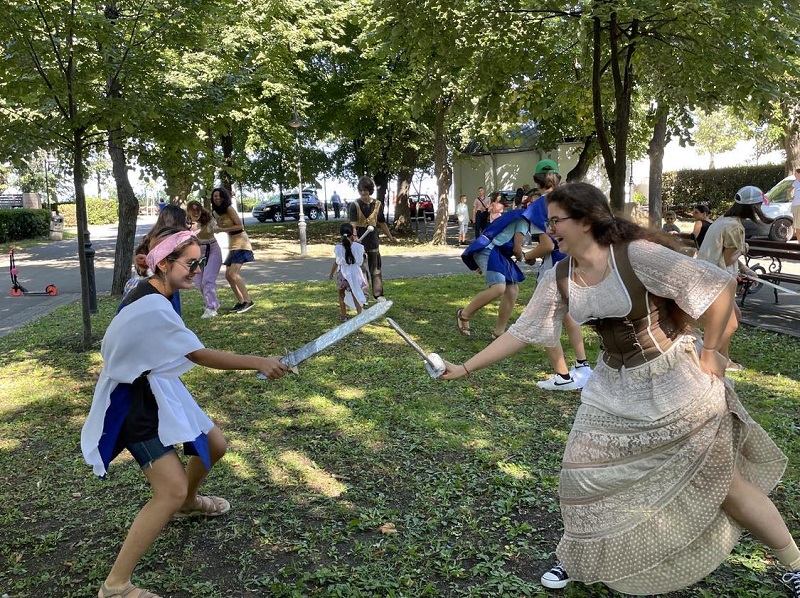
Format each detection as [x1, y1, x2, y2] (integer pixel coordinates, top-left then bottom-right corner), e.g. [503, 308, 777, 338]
[743, 274, 800, 295]
[282, 300, 393, 368]
[385, 317, 437, 367]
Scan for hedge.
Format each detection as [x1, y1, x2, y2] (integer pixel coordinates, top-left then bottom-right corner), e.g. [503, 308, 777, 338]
[0, 209, 50, 243]
[662, 164, 785, 216]
[56, 198, 120, 227]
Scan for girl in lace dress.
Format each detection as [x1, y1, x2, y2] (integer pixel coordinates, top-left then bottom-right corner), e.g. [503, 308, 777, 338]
[440, 182, 800, 597]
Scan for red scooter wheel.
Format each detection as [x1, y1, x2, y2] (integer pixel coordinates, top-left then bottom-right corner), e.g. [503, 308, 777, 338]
[10, 287, 23, 297]
[46, 285, 58, 296]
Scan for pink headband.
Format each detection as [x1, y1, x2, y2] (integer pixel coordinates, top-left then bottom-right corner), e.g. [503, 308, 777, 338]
[146, 230, 198, 272]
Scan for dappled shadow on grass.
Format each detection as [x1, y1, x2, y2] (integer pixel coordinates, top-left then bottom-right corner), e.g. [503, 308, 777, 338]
[1, 277, 799, 597]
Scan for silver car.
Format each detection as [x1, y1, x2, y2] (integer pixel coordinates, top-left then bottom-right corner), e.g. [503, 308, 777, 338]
[743, 176, 795, 242]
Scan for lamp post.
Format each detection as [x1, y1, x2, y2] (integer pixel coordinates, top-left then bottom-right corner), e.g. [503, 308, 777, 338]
[42, 151, 51, 212]
[289, 102, 307, 256]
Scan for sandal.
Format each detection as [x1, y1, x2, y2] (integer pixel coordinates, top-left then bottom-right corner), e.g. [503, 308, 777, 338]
[99, 582, 162, 598]
[456, 309, 471, 336]
[173, 495, 231, 519]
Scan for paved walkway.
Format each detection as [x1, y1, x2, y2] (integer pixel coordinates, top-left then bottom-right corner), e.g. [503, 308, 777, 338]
[2, 216, 799, 338]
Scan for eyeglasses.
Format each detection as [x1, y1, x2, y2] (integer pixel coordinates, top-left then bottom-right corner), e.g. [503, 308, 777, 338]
[170, 256, 207, 274]
[546, 216, 573, 229]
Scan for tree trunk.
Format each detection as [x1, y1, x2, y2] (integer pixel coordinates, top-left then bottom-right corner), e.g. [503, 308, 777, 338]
[374, 171, 389, 205]
[431, 95, 452, 246]
[647, 103, 669, 228]
[783, 100, 800, 174]
[220, 126, 234, 197]
[73, 129, 92, 349]
[108, 129, 140, 297]
[565, 134, 598, 182]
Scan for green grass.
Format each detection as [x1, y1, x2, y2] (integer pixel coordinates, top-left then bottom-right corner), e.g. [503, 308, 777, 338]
[0, 275, 798, 597]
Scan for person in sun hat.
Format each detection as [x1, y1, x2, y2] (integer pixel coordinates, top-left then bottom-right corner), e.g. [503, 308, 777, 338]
[697, 185, 774, 369]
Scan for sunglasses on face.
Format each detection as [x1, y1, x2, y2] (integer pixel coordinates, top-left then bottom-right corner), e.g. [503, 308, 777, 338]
[170, 256, 207, 274]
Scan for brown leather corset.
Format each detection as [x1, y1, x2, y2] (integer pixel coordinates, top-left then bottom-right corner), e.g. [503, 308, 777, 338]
[556, 242, 686, 370]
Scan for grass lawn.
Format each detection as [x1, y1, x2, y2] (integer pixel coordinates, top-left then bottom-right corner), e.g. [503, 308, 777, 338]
[0, 273, 798, 597]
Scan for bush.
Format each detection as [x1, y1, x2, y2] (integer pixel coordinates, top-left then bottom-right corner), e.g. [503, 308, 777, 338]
[56, 198, 119, 227]
[0, 209, 50, 243]
[662, 164, 785, 216]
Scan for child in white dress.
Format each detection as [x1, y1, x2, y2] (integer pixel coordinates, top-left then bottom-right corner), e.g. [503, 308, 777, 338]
[329, 223, 368, 320]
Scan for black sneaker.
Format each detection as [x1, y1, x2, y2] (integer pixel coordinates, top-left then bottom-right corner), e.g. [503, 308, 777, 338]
[541, 562, 570, 589]
[235, 301, 255, 313]
[228, 302, 244, 312]
[783, 570, 800, 598]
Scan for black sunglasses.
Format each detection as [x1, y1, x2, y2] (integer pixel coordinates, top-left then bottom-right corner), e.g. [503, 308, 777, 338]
[170, 256, 207, 274]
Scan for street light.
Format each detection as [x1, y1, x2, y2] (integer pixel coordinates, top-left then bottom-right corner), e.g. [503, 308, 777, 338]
[42, 151, 52, 212]
[289, 101, 307, 256]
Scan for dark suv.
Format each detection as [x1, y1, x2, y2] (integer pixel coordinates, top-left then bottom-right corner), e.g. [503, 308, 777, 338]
[252, 192, 322, 222]
[408, 193, 435, 221]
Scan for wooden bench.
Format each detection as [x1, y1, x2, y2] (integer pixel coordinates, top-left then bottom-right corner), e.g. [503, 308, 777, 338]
[741, 240, 800, 305]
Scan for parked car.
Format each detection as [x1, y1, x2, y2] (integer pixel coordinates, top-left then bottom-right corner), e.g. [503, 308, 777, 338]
[408, 193, 435, 220]
[252, 192, 322, 222]
[742, 176, 795, 242]
[251, 195, 281, 222]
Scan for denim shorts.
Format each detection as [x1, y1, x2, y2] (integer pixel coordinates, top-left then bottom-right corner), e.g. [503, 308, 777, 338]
[474, 249, 507, 287]
[224, 249, 254, 266]
[127, 436, 176, 469]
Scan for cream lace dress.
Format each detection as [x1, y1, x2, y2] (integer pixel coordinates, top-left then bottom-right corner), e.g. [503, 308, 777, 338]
[508, 239, 787, 595]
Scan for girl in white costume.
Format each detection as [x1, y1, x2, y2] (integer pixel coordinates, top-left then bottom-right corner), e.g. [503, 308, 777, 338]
[82, 228, 288, 598]
[440, 183, 800, 597]
[329, 222, 368, 320]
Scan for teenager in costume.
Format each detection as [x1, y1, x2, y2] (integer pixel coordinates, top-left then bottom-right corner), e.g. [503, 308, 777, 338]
[441, 183, 800, 597]
[348, 176, 395, 300]
[522, 159, 591, 390]
[82, 228, 288, 598]
[211, 187, 255, 313]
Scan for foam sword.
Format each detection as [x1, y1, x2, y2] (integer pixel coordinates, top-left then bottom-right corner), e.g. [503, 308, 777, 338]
[257, 300, 392, 379]
[386, 317, 446, 378]
[357, 225, 375, 242]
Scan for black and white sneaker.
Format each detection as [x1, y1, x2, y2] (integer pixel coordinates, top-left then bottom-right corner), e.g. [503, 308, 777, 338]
[228, 302, 244, 313]
[235, 301, 255, 313]
[783, 570, 800, 598]
[541, 562, 570, 589]
[537, 373, 580, 391]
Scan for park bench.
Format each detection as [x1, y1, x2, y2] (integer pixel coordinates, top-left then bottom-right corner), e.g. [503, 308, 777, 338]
[741, 239, 800, 305]
[0, 194, 24, 209]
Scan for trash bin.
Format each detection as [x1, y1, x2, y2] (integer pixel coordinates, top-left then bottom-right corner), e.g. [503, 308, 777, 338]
[49, 213, 64, 241]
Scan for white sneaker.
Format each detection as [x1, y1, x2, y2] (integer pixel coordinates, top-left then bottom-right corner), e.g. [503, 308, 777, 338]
[201, 308, 218, 319]
[376, 296, 387, 302]
[570, 362, 593, 386]
[537, 373, 581, 391]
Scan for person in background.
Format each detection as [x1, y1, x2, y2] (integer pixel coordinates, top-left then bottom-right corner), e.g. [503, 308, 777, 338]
[329, 223, 367, 321]
[472, 186, 490, 239]
[211, 187, 255, 313]
[513, 187, 525, 208]
[331, 190, 342, 219]
[662, 210, 681, 234]
[488, 192, 505, 223]
[131, 204, 188, 315]
[440, 182, 800, 598]
[523, 159, 592, 391]
[790, 168, 800, 241]
[187, 200, 221, 318]
[348, 176, 396, 300]
[697, 186, 771, 370]
[690, 203, 713, 248]
[456, 194, 470, 245]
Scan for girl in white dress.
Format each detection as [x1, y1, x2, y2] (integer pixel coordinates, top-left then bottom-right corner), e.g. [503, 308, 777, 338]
[329, 223, 368, 320]
[440, 183, 800, 597]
